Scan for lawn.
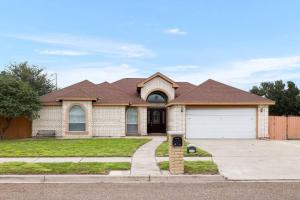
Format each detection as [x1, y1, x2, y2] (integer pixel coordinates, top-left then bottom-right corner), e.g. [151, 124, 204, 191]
[155, 141, 211, 157]
[0, 138, 150, 157]
[158, 161, 218, 174]
[0, 162, 130, 175]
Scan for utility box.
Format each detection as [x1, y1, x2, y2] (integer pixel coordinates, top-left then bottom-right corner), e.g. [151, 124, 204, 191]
[168, 132, 184, 174]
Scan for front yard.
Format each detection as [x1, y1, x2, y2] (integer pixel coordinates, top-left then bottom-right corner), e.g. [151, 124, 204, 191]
[0, 138, 150, 157]
[158, 161, 218, 174]
[155, 141, 211, 157]
[0, 162, 130, 174]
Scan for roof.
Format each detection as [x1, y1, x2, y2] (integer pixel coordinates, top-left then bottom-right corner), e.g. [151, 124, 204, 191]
[40, 80, 98, 105]
[168, 79, 275, 105]
[40, 73, 274, 106]
[137, 72, 179, 88]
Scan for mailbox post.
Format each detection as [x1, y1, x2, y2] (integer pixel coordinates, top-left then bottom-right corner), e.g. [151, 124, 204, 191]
[168, 132, 184, 174]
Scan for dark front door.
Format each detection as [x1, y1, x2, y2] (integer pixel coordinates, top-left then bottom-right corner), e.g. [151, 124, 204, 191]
[147, 108, 166, 133]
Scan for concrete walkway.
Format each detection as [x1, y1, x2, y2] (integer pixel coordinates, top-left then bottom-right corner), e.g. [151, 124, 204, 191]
[131, 137, 165, 176]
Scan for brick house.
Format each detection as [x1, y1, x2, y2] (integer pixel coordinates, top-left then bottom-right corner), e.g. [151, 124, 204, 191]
[33, 72, 274, 139]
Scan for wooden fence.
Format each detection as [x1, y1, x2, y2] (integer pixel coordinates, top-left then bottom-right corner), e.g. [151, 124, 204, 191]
[0, 117, 32, 139]
[269, 116, 300, 140]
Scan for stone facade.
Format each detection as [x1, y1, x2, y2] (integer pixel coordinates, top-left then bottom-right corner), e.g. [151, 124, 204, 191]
[168, 134, 184, 174]
[92, 106, 126, 137]
[257, 105, 269, 138]
[138, 107, 147, 136]
[140, 77, 175, 101]
[32, 106, 63, 136]
[167, 105, 186, 135]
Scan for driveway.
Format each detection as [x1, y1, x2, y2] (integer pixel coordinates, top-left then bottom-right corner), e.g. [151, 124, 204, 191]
[189, 139, 300, 180]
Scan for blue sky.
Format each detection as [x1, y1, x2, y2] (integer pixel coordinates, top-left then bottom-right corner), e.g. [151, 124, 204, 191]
[1, 0, 300, 89]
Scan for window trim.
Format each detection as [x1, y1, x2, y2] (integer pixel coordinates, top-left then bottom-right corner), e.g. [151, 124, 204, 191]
[68, 105, 86, 132]
[126, 107, 138, 134]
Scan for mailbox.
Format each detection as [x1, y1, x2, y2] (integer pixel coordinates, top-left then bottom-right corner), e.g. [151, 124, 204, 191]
[172, 136, 183, 147]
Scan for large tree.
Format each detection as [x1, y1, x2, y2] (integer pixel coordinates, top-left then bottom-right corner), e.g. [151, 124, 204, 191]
[250, 80, 300, 116]
[0, 75, 41, 139]
[3, 62, 56, 96]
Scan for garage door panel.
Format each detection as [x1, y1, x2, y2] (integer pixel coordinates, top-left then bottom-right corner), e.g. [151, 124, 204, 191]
[186, 108, 256, 139]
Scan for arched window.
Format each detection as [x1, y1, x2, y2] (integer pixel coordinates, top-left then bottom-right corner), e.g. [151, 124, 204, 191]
[127, 108, 138, 134]
[147, 91, 168, 103]
[69, 105, 85, 131]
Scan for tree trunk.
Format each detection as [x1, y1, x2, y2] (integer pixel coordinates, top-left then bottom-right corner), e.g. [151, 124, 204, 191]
[0, 118, 12, 140]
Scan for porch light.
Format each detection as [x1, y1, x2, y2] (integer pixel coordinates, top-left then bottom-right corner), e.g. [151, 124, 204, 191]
[187, 144, 197, 154]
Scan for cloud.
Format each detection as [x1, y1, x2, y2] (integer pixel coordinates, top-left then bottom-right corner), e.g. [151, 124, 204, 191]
[164, 28, 187, 35]
[161, 55, 300, 88]
[2, 33, 155, 58]
[38, 50, 91, 56]
[49, 63, 142, 87]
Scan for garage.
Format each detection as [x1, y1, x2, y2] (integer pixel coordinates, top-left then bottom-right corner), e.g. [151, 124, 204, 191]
[186, 107, 257, 139]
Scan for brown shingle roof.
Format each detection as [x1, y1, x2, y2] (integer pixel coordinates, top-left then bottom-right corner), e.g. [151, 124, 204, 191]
[168, 79, 275, 105]
[40, 75, 274, 106]
[40, 80, 98, 104]
[111, 78, 197, 98]
[94, 82, 147, 105]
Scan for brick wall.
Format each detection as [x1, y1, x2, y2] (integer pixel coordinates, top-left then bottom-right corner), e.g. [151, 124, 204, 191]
[32, 106, 63, 136]
[167, 105, 186, 135]
[258, 105, 269, 138]
[92, 106, 126, 137]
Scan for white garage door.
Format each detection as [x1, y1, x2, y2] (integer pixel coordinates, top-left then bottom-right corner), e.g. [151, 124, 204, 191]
[186, 107, 256, 139]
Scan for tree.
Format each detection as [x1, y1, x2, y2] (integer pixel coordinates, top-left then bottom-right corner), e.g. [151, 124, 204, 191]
[3, 62, 56, 96]
[0, 75, 41, 139]
[250, 80, 300, 116]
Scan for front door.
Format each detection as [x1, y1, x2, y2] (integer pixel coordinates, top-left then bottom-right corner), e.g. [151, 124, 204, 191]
[147, 108, 166, 133]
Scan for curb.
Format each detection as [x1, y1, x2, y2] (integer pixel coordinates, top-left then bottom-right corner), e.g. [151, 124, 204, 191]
[0, 174, 225, 183]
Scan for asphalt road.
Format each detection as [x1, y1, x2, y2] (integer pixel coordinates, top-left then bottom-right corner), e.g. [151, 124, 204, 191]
[0, 182, 300, 200]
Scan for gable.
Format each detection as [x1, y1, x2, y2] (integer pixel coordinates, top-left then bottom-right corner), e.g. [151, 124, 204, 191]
[140, 76, 176, 101]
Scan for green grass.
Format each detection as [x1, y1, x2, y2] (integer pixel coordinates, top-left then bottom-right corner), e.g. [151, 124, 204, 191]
[155, 141, 211, 157]
[0, 138, 150, 157]
[0, 162, 130, 175]
[158, 161, 218, 174]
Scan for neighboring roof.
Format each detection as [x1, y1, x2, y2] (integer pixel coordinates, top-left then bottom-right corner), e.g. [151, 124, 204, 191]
[136, 72, 179, 88]
[168, 79, 275, 105]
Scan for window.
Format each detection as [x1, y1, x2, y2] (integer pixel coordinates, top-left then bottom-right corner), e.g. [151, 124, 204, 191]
[127, 108, 138, 134]
[146, 91, 168, 103]
[69, 105, 85, 131]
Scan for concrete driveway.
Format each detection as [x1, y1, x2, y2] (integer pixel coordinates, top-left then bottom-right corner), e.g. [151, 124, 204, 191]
[189, 139, 300, 180]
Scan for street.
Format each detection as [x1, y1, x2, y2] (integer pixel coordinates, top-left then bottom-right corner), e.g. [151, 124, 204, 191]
[0, 182, 299, 200]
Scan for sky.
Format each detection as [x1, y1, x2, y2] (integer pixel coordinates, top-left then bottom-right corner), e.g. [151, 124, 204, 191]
[1, 0, 300, 90]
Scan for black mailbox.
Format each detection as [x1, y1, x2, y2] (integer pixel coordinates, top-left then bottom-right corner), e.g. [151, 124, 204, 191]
[172, 136, 183, 147]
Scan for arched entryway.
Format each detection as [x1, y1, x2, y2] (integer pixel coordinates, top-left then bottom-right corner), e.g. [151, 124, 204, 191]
[146, 91, 167, 134]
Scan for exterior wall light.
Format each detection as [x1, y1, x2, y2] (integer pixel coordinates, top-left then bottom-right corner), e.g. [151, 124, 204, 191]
[187, 144, 197, 154]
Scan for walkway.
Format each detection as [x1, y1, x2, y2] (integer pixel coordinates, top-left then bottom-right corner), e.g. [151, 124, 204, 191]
[131, 137, 165, 176]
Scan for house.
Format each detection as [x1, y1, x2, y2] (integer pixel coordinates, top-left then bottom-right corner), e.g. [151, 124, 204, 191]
[33, 72, 274, 139]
